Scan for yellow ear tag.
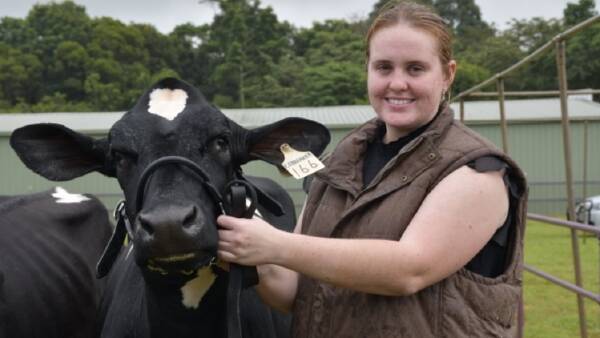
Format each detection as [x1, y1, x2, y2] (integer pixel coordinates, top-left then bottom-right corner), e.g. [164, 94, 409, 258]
[280, 143, 325, 179]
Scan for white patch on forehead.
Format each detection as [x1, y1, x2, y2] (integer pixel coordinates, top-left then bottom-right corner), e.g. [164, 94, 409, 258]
[147, 88, 188, 121]
[180, 267, 217, 309]
[51, 187, 90, 204]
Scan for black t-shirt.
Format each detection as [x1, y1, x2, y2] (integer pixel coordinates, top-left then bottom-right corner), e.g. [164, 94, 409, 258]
[362, 123, 430, 187]
[362, 124, 516, 278]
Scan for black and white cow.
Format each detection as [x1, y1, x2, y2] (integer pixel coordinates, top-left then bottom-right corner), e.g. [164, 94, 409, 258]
[10, 78, 330, 338]
[0, 187, 113, 338]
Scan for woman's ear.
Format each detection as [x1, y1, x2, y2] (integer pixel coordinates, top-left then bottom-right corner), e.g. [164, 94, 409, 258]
[445, 60, 457, 86]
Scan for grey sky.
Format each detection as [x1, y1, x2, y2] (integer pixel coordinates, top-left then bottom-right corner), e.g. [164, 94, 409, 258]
[1, 0, 597, 34]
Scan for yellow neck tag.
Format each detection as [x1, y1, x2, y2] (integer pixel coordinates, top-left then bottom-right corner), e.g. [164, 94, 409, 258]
[280, 143, 325, 179]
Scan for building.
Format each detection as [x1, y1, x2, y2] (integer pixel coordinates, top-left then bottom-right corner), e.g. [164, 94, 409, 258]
[1, 97, 599, 215]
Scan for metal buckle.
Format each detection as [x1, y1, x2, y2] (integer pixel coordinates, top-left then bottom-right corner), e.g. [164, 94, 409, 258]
[113, 200, 126, 221]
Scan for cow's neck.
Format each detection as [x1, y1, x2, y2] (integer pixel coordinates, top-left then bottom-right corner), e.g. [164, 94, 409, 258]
[143, 269, 229, 337]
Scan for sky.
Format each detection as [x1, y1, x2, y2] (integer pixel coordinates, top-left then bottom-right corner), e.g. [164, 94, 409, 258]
[1, 0, 598, 34]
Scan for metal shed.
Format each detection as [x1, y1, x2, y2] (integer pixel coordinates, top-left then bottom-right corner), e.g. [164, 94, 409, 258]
[1, 96, 598, 215]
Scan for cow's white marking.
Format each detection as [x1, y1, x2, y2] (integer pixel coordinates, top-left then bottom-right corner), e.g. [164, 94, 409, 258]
[147, 88, 188, 121]
[51, 187, 90, 204]
[180, 267, 217, 309]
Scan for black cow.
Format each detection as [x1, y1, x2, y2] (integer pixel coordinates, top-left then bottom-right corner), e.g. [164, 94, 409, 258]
[10, 78, 330, 338]
[0, 188, 112, 338]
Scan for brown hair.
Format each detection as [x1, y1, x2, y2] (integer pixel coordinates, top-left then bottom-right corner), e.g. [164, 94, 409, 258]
[366, 1, 453, 78]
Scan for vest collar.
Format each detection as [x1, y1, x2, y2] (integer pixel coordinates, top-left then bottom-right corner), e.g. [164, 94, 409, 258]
[316, 106, 455, 197]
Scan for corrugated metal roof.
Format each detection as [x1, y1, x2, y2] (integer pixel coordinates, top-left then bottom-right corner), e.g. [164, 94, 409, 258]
[1, 97, 599, 134]
[456, 97, 600, 121]
[223, 105, 375, 128]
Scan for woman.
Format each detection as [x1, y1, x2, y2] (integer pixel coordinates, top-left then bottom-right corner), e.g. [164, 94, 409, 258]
[217, 1, 527, 336]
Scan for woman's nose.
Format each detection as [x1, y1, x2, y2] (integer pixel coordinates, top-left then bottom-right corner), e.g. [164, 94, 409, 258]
[388, 71, 409, 91]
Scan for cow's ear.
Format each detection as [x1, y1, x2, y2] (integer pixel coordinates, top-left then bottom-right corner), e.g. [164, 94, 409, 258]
[236, 117, 330, 166]
[10, 123, 113, 181]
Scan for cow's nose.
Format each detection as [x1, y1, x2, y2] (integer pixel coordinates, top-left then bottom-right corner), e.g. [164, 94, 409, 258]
[138, 205, 198, 237]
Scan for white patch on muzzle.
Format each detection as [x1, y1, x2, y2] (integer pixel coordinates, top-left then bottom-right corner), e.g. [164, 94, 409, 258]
[51, 187, 90, 204]
[148, 88, 188, 121]
[180, 267, 217, 309]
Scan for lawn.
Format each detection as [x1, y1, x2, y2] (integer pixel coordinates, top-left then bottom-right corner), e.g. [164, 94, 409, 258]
[524, 220, 600, 338]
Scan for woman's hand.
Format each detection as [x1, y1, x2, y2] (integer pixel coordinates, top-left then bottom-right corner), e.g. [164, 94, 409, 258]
[217, 215, 285, 266]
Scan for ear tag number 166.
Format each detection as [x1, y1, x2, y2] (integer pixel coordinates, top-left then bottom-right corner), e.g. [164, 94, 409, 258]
[280, 143, 325, 179]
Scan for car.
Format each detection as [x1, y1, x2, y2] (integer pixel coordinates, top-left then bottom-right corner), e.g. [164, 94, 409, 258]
[575, 195, 600, 226]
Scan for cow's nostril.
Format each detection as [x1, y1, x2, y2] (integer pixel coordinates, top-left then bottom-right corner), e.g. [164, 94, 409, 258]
[139, 214, 154, 235]
[182, 206, 197, 229]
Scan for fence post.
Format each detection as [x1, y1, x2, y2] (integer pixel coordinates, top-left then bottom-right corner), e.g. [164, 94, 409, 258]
[583, 120, 588, 200]
[556, 38, 587, 338]
[497, 77, 509, 153]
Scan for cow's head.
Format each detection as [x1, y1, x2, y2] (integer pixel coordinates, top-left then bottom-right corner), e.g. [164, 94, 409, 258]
[10, 77, 329, 282]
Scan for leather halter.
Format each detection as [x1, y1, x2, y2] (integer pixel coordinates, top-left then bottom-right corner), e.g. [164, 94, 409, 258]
[95, 155, 262, 338]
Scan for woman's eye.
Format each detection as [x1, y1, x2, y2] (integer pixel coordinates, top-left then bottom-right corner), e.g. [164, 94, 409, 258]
[408, 64, 425, 74]
[374, 63, 392, 73]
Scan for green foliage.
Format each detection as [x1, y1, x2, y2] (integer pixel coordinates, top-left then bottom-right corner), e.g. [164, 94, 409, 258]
[0, 17, 35, 48]
[48, 41, 90, 100]
[25, 0, 91, 65]
[295, 20, 365, 65]
[564, 0, 598, 27]
[303, 62, 367, 106]
[0, 43, 43, 104]
[2, 0, 600, 112]
[452, 60, 491, 94]
[503, 18, 563, 53]
[566, 23, 600, 90]
[201, 0, 296, 107]
[435, 0, 493, 38]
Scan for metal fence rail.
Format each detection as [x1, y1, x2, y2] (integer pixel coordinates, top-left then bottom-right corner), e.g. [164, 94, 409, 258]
[452, 14, 600, 338]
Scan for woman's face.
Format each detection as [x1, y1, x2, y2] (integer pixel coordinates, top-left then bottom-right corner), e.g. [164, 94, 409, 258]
[367, 23, 456, 143]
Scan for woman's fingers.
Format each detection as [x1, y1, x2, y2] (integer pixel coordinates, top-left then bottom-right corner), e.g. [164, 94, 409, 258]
[216, 215, 280, 265]
[217, 214, 238, 229]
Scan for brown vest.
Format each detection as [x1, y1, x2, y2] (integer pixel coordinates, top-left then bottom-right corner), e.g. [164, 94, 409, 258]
[291, 108, 528, 338]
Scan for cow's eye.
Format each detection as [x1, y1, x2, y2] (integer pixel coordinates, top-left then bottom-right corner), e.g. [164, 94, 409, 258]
[112, 150, 137, 170]
[208, 136, 229, 153]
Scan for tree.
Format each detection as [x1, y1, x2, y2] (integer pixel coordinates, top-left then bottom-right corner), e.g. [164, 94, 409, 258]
[132, 23, 175, 73]
[452, 60, 491, 95]
[565, 20, 600, 90]
[294, 20, 364, 65]
[0, 17, 35, 50]
[564, 0, 597, 27]
[203, 0, 295, 107]
[47, 41, 90, 101]
[435, 0, 493, 38]
[25, 1, 91, 64]
[302, 62, 367, 106]
[503, 18, 563, 53]
[87, 17, 148, 66]
[0, 43, 43, 105]
[169, 23, 212, 95]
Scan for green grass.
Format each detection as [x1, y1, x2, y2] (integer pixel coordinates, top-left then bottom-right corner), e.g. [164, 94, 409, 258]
[524, 220, 600, 338]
